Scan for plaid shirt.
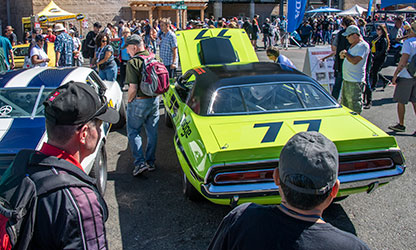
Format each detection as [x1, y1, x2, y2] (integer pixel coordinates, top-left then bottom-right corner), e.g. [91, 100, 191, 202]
[159, 30, 178, 67]
[55, 32, 74, 66]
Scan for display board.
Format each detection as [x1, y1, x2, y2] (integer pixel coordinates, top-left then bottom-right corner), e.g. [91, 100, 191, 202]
[303, 46, 335, 92]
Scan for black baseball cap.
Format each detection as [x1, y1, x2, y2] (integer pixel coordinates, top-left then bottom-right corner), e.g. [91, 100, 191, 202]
[279, 132, 339, 195]
[43, 81, 119, 126]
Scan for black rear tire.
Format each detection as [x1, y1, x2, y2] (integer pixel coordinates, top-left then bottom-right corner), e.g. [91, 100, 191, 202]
[182, 170, 202, 201]
[90, 141, 108, 196]
[112, 98, 126, 130]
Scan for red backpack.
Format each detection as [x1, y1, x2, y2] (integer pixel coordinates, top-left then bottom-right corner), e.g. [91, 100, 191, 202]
[136, 53, 170, 97]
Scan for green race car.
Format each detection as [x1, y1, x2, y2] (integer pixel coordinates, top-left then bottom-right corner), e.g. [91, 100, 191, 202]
[163, 29, 406, 206]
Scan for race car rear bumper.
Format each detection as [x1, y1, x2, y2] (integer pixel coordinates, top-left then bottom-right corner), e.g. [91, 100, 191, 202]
[200, 165, 406, 200]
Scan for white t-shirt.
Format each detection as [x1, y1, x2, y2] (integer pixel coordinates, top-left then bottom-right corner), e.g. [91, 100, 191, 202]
[342, 40, 370, 82]
[398, 37, 416, 79]
[30, 45, 48, 67]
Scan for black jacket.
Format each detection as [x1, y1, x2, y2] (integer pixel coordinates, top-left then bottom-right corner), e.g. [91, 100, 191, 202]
[371, 36, 388, 60]
[29, 153, 108, 250]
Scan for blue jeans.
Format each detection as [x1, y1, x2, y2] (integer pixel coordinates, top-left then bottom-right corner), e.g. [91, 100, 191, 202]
[127, 97, 160, 166]
[99, 63, 118, 81]
[165, 65, 176, 78]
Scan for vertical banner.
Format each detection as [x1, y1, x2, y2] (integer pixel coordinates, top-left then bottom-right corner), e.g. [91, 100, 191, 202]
[367, 0, 374, 17]
[287, 0, 308, 33]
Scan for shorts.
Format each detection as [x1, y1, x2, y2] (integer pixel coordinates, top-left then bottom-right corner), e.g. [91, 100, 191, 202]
[393, 77, 416, 104]
[251, 33, 258, 40]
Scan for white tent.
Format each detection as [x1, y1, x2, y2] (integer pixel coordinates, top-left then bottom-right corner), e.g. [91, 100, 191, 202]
[338, 5, 367, 16]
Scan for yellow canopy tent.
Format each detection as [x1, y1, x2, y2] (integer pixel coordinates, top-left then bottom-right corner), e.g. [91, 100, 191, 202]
[21, 1, 84, 36]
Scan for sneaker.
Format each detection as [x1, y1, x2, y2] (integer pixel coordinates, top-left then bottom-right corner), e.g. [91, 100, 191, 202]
[132, 163, 149, 176]
[363, 102, 372, 109]
[147, 162, 156, 172]
[388, 123, 406, 132]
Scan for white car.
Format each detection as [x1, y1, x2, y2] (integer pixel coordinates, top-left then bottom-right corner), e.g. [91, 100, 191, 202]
[0, 67, 126, 194]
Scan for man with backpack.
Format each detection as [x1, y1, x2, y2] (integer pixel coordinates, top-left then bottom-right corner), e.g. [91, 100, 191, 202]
[388, 21, 416, 136]
[0, 81, 119, 249]
[83, 22, 102, 63]
[124, 34, 166, 176]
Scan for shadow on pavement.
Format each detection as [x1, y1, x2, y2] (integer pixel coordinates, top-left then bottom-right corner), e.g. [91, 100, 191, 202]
[323, 202, 357, 236]
[372, 97, 395, 107]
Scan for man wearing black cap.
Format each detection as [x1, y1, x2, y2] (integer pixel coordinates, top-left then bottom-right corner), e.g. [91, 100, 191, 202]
[124, 34, 160, 176]
[209, 132, 370, 250]
[21, 81, 117, 249]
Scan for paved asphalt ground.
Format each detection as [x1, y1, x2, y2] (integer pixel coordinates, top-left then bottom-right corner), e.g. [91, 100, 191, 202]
[104, 45, 415, 249]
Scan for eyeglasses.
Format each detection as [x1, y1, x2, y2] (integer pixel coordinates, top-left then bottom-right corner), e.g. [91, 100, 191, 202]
[102, 39, 108, 42]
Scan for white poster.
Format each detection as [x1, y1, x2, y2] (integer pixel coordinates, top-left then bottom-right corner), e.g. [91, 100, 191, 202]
[303, 46, 335, 92]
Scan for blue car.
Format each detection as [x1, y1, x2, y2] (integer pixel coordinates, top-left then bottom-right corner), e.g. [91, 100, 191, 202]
[0, 67, 126, 194]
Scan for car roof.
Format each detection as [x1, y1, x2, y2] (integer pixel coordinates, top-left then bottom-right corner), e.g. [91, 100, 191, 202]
[0, 67, 93, 89]
[186, 62, 322, 115]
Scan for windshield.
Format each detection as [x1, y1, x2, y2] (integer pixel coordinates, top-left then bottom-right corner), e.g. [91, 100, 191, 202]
[0, 88, 54, 118]
[209, 82, 338, 114]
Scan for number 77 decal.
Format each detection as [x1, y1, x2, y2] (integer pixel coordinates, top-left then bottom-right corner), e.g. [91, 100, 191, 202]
[254, 119, 322, 143]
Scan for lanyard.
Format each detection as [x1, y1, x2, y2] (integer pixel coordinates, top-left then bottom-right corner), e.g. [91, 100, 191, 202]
[280, 204, 325, 222]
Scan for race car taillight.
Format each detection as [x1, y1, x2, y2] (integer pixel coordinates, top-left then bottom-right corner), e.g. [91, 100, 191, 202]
[214, 169, 274, 184]
[339, 158, 394, 174]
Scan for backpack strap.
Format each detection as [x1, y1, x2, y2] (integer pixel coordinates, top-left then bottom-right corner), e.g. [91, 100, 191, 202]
[32, 173, 93, 196]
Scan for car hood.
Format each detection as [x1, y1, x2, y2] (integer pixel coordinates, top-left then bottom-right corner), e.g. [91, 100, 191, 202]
[199, 109, 398, 163]
[0, 118, 46, 154]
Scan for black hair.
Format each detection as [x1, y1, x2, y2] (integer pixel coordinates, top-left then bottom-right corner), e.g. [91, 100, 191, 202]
[280, 175, 332, 210]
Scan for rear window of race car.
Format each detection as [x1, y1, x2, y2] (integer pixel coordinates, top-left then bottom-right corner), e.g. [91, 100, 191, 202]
[209, 82, 337, 115]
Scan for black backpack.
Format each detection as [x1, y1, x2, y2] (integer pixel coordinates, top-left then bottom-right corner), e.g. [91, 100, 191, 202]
[0, 150, 105, 250]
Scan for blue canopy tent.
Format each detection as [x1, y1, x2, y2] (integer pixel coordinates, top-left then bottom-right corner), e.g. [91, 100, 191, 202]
[381, 0, 416, 9]
[306, 7, 342, 14]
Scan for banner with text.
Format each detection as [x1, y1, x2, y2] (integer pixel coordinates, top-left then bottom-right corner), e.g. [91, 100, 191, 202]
[287, 0, 308, 33]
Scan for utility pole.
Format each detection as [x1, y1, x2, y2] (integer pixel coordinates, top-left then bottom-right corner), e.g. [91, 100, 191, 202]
[7, 0, 11, 25]
[279, 0, 284, 17]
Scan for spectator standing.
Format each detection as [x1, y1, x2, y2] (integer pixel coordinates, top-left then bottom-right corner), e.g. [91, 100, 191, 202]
[321, 16, 355, 101]
[84, 22, 102, 63]
[0, 34, 14, 69]
[388, 21, 416, 136]
[45, 28, 56, 43]
[242, 18, 253, 40]
[159, 18, 178, 78]
[30, 35, 50, 67]
[4, 26, 17, 46]
[124, 34, 160, 175]
[93, 33, 117, 81]
[23, 31, 31, 44]
[363, 24, 390, 109]
[209, 131, 370, 250]
[118, 20, 125, 38]
[357, 18, 367, 37]
[120, 27, 132, 88]
[54, 23, 75, 67]
[251, 15, 260, 50]
[69, 29, 83, 66]
[390, 16, 404, 43]
[150, 20, 159, 53]
[266, 46, 296, 69]
[339, 25, 370, 115]
[299, 21, 313, 46]
[28, 81, 118, 249]
[322, 16, 331, 45]
[279, 16, 288, 48]
[262, 18, 272, 49]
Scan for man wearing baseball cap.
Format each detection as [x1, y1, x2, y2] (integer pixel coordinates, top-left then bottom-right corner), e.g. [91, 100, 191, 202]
[124, 34, 161, 176]
[209, 132, 369, 250]
[20, 81, 117, 248]
[339, 25, 370, 114]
